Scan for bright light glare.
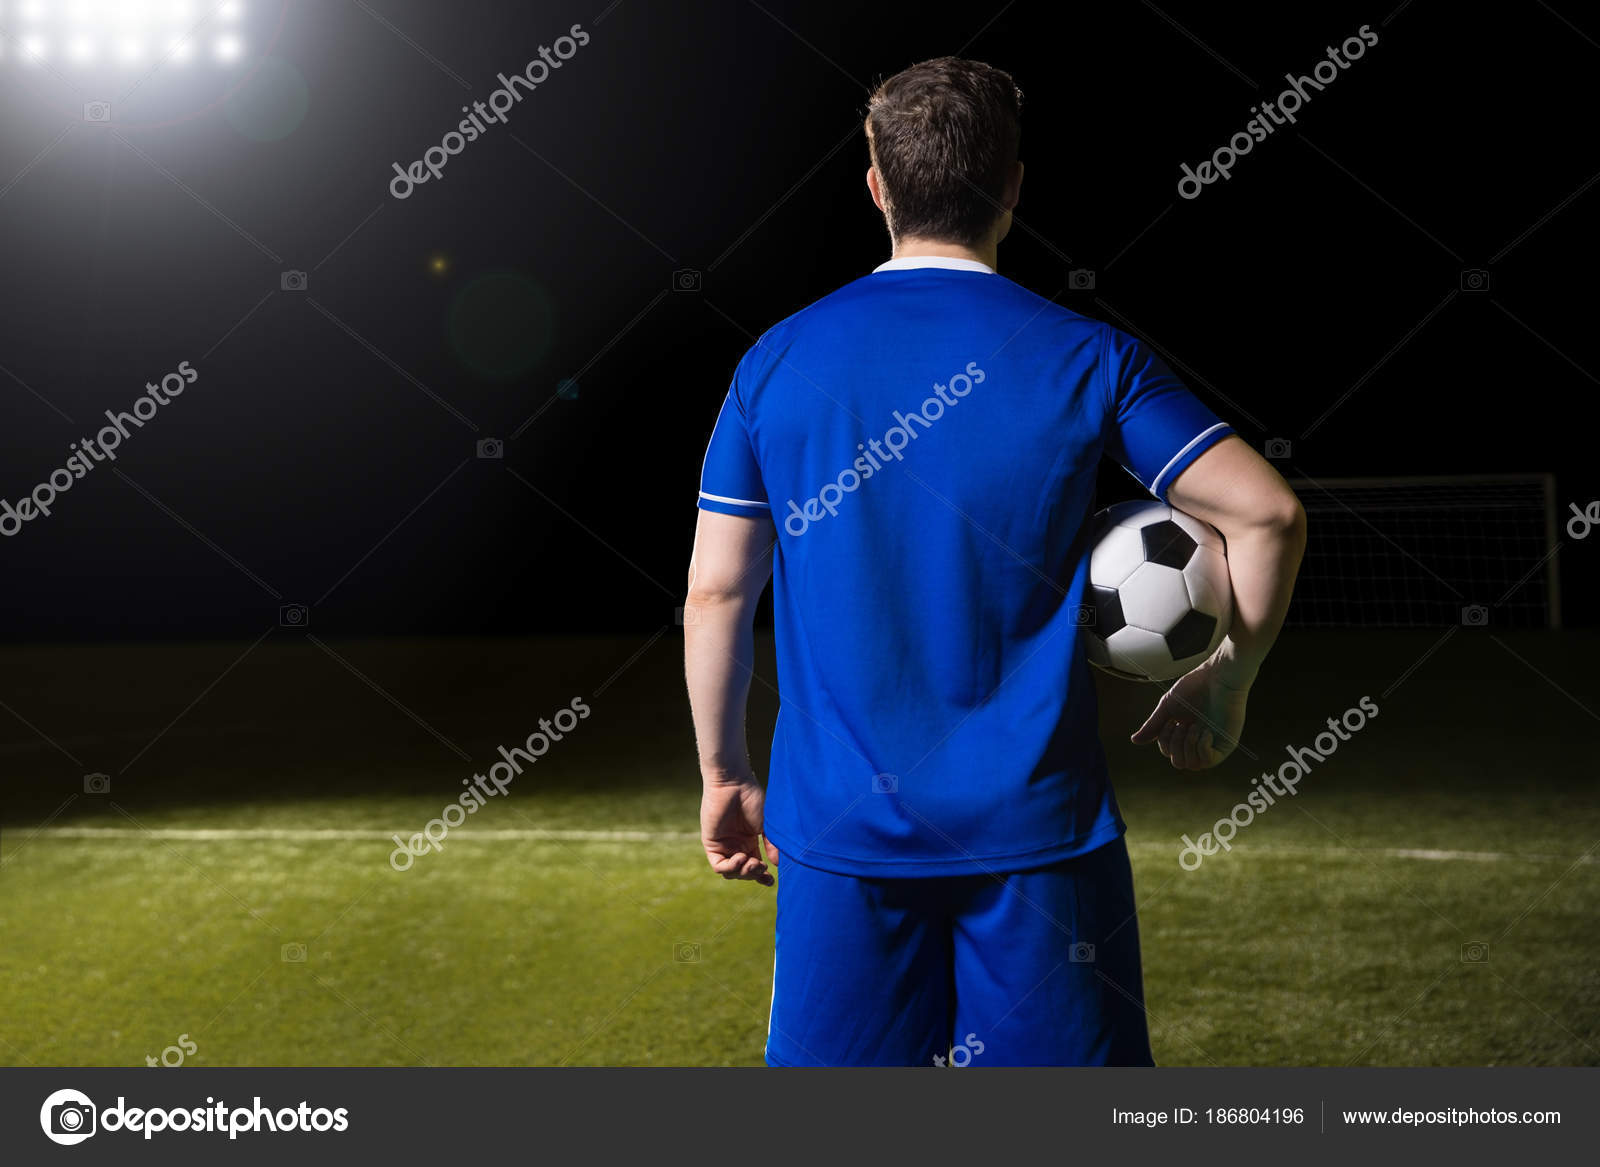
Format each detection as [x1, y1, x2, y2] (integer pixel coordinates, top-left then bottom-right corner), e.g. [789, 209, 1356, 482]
[7, 0, 247, 68]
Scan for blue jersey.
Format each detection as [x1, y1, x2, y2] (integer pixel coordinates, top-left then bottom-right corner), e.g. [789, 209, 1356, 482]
[698, 257, 1232, 876]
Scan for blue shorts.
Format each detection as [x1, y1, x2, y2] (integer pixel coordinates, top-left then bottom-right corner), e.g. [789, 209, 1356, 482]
[765, 835, 1154, 1067]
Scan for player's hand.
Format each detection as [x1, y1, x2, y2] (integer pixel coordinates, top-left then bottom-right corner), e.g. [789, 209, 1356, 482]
[1129, 661, 1248, 770]
[700, 774, 778, 886]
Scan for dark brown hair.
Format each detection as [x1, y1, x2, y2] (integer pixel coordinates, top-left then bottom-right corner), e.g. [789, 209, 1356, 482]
[865, 57, 1023, 246]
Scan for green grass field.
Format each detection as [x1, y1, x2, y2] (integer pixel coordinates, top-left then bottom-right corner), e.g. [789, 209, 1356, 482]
[1, 632, 1596, 1066]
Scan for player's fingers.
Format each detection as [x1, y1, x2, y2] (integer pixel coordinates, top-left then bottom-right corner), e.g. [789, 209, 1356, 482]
[1158, 719, 1182, 759]
[1181, 722, 1203, 769]
[710, 852, 750, 876]
[1170, 720, 1196, 768]
[1130, 697, 1173, 742]
[1196, 728, 1217, 767]
[762, 836, 781, 867]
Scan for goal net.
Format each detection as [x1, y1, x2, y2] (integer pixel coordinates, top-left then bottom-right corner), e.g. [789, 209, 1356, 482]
[1280, 474, 1561, 629]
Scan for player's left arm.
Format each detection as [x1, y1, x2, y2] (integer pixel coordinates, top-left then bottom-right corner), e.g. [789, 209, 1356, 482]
[1101, 327, 1306, 771]
[1132, 436, 1307, 769]
[684, 508, 778, 885]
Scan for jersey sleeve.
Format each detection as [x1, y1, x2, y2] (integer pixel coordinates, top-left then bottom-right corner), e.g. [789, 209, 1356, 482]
[1102, 326, 1234, 500]
[697, 376, 769, 518]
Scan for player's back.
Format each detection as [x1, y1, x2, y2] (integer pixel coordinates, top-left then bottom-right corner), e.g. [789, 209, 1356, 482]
[697, 259, 1230, 875]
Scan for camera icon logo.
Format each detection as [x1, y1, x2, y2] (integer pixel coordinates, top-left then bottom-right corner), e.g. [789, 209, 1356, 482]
[1264, 438, 1292, 460]
[281, 942, 307, 963]
[280, 270, 308, 292]
[674, 606, 701, 627]
[674, 941, 702, 963]
[1460, 941, 1489, 963]
[1069, 941, 1096, 963]
[1461, 604, 1489, 627]
[40, 1089, 97, 1145]
[83, 102, 112, 123]
[1072, 605, 1095, 627]
[871, 773, 899, 794]
[671, 268, 702, 293]
[1067, 268, 1096, 291]
[476, 438, 504, 460]
[84, 772, 111, 794]
[278, 603, 308, 628]
[1460, 268, 1490, 293]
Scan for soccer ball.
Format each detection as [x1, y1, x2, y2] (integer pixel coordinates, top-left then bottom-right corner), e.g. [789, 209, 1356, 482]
[1082, 501, 1232, 682]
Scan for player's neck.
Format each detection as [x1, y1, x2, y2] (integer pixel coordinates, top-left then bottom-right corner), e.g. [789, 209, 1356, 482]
[890, 236, 999, 273]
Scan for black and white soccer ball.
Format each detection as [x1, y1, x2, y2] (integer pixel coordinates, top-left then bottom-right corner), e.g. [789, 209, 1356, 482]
[1082, 501, 1232, 682]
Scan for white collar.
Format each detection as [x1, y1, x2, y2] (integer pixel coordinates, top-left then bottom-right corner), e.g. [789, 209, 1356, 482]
[872, 256, 997, 275]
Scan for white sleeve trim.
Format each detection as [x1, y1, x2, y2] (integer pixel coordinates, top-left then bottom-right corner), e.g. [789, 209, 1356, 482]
[698, 491, 769, 510]
[1149, 422, 1230, 497]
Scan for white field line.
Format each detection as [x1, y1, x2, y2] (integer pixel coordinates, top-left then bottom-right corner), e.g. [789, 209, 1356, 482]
[17, 828, 1598, 865]
[31, 827, 699, 842]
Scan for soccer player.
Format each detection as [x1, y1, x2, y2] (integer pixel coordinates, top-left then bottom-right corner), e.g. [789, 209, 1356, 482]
[683, 57, 1306, 1067]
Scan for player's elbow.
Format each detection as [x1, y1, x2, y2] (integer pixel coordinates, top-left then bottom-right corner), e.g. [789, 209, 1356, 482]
[684, 571, 759, 611]
[1264, 490, 1307, 548]
[1225, 485, 1305, 547]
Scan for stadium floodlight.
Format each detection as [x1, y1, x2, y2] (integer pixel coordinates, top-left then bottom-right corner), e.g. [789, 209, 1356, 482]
[3, 0, 247, 68]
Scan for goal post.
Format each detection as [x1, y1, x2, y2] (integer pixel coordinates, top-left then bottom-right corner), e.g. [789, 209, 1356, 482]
[1279, 473, 1561, 629]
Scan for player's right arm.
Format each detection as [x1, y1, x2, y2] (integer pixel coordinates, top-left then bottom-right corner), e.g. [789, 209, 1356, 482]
[1132, 435, 1307, 768]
